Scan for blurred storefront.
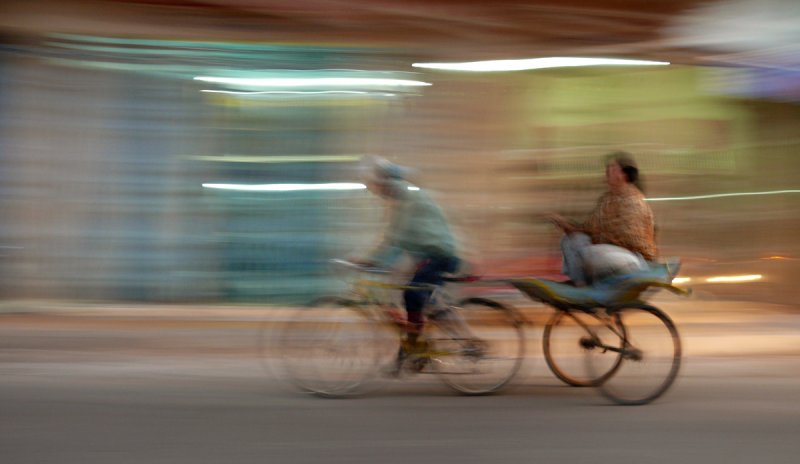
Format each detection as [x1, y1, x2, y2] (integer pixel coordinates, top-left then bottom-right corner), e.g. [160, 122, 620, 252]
[0, 3, 798, 304]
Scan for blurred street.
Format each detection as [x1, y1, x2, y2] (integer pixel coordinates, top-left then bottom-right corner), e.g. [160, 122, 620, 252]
[2, 1, 800, 462]
[1, 297, 799, 464]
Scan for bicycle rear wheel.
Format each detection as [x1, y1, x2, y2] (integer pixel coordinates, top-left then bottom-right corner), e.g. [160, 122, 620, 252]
[276, 297, 391, 398]
[590, 304, 681, 405]
[430, 297, 525, 395]
[543, 310, 625, 387]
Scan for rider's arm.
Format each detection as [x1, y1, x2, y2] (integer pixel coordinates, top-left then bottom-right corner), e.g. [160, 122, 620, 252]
[545, 213, 583, 234]
[366, 245, 403, 268]
[362, 200, 405, 268]
[367, 187, 455, 265]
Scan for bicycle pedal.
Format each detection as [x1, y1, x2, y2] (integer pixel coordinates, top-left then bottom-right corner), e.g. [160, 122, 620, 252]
[397, 354, 430, 374]
[463, 339, 488, 358]
[381, 364, 403, 379]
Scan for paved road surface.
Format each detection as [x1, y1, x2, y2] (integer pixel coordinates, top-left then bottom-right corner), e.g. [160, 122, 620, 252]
[1, 297, 799, 464]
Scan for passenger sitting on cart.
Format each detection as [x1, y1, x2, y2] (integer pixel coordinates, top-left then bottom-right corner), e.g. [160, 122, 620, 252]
[545, 152, 657, 287]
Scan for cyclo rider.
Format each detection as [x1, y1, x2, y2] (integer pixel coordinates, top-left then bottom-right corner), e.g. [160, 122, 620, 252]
[351, 156, 462, 374]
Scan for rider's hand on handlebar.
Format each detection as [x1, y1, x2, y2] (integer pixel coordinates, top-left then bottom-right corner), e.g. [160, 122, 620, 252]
[543, 213, 578, 234]
[346, 257, 377, 268]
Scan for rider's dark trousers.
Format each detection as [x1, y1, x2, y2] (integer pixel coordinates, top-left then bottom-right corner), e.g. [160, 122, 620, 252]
[403, 255, 459, 334]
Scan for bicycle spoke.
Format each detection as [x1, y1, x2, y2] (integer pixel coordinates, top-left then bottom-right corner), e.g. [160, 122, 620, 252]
[591, 305, 681, 405]
[275, 298, 391, 397]
[431, 298, 525, 395]
[543, 310, 624, 387]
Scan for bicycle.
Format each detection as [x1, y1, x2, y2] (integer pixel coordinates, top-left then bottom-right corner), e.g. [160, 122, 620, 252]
[268, 259, 526, 398]
[509, 261, 688, 405]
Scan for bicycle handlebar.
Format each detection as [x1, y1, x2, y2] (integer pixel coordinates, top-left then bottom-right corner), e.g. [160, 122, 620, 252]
[330, 258, 391, 274]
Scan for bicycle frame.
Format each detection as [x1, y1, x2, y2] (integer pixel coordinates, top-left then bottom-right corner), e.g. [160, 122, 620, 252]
[345, 270, 457, 318]
[336, 268, 494, 362]
[559, 308, 632, 356]
[274, 260, 527, 397]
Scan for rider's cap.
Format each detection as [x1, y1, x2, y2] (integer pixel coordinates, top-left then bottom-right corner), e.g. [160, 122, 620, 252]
[361, 156, 412, 185]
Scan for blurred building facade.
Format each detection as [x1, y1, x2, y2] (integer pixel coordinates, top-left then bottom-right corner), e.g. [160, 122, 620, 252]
[0, 1, 798, 304]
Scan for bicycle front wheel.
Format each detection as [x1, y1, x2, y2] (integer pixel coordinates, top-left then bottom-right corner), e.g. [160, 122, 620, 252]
[276, 297, 390, 398]
[590, 304, 681, 405]
[430, 297, 525, 395]
[543, 310, 625, 387]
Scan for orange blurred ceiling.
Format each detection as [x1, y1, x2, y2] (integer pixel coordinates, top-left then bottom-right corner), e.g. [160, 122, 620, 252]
[4, 0, 799, 71]
[1, 0, 716, 63]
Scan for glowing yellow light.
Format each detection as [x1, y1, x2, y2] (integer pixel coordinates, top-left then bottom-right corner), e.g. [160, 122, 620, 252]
[671, 277, 691, 284]
[412, 57, 669, 72]
[706, 274, 763, 283]
[762, 255, 793, 261]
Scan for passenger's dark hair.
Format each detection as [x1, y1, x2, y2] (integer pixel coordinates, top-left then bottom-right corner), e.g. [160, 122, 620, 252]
[606, 151, 644, 192]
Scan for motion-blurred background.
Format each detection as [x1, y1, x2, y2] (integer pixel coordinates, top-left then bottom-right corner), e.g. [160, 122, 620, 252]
[0, 0, 797, 305]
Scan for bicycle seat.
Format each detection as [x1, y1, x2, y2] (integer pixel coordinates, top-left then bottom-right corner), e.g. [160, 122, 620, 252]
[511, 261, 689, 310]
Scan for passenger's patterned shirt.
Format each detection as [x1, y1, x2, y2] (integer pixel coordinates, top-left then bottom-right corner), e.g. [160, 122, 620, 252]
[583, 183, 657, 261]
